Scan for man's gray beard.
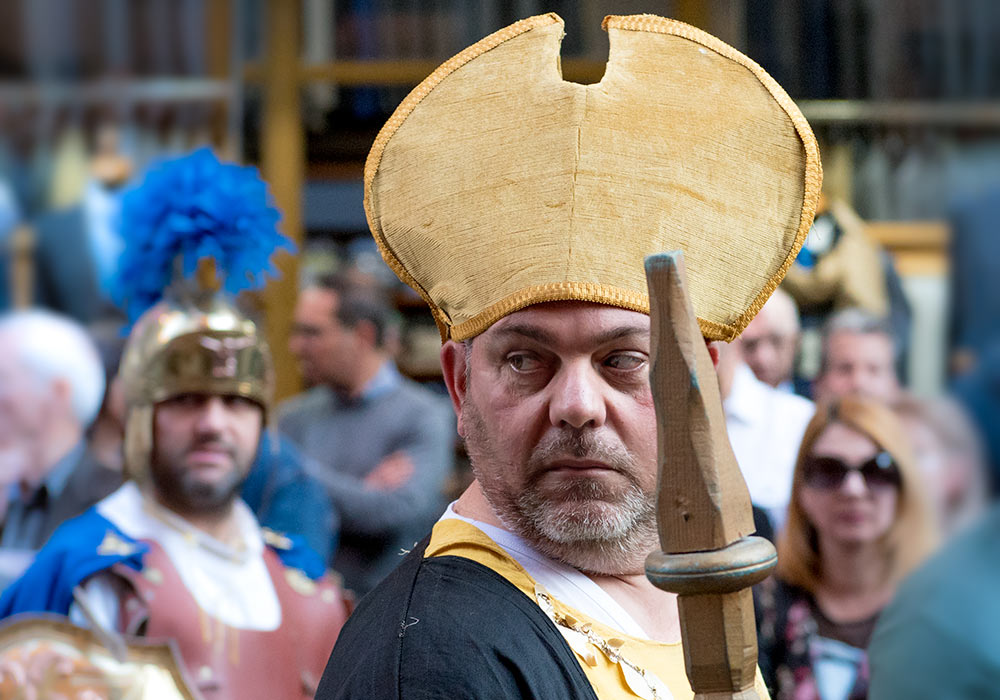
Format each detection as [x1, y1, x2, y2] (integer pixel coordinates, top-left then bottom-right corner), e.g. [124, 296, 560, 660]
[462, 400, 659, 575]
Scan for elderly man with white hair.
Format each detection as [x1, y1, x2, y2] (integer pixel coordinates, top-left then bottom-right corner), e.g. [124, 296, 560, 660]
[0, 309, 120, 552]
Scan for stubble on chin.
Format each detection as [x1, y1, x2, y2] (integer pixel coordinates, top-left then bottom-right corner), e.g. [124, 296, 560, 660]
[514, 475, 658, 575]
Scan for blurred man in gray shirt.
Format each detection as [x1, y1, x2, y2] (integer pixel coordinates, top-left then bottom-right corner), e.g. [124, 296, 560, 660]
[280, 277, 456, 595]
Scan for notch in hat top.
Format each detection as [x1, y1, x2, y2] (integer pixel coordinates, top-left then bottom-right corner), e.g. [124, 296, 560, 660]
[364, 13, 822, 342]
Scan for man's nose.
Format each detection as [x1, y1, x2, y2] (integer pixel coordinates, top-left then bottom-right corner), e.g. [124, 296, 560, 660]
[194, 397, 229, 433]
[757, 343, 777, 364]
[548, 360, 606, 429]
[844, 366, 867, 394]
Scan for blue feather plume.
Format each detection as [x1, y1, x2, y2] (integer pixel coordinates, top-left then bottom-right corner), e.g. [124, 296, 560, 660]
[111, 148, 293, 322]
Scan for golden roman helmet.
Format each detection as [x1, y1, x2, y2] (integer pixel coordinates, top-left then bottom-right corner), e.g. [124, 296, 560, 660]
[118, 288, 274, 481]
[111, 148, 288, 481]
[365, 14, 822, 341]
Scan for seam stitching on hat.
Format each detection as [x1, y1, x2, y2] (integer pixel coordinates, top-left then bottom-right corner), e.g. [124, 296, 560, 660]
[564, 122, 582, 280]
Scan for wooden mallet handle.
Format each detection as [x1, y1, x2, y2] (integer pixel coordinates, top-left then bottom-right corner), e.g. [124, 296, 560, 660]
[644, 251, 776, 699]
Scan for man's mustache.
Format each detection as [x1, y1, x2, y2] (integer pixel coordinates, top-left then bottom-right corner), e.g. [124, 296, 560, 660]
[527, 429, 636, 475]
[185, 438, 237, 458]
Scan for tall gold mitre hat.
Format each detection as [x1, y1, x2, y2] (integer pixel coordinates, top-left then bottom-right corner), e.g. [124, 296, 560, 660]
[365, 14, 822, 341]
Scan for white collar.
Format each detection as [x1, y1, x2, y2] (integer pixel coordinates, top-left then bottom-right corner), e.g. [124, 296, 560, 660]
[99, 481, 264, 561]
[97, 482, 280, 630]
[724, 363, 771, 425]
[441, 503, 649, 639]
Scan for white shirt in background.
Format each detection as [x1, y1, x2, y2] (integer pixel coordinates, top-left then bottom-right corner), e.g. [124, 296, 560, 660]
[724, 363, 815, 532]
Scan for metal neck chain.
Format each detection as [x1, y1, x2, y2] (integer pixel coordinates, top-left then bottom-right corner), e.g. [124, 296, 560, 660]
[533, 584, 673, 700]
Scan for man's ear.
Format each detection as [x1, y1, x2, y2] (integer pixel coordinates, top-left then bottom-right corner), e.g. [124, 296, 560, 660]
[50, 377, 76, 423]
[440, 340, 468, 436]
[705, 340, 721, 369]
[353, 319, 379, 350]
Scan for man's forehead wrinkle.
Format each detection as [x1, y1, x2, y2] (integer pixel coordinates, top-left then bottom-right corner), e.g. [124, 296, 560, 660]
[489, 324, 557, 347]
[485, 320, 648, 349]
[589, 325, 650, 347]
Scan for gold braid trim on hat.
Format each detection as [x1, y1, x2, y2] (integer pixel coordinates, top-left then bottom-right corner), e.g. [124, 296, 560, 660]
[447, 283, 753, 343]
[449, 282, 650, 342]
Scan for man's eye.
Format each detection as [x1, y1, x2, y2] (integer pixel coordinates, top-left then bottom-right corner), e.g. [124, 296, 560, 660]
[224, 395, 258, 410]
[506, 353, 542, 372]
[604, 353, 646, 371]
[163, 394, 205, 409]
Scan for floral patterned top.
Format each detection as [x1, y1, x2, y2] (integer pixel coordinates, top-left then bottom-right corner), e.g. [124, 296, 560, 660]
[754, 576, 879, 700]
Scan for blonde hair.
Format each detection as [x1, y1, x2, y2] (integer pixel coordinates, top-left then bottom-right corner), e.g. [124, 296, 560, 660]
[776, 395, 938, 593]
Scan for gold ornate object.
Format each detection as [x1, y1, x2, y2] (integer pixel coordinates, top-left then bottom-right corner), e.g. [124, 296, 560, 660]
[0, 615, 201, 700]
[9, 225, 36, 309]
[118, 290, 274, 482]
[96, 531, 141, 558]
[644, 252, 777, 700]
[262, 528, 294, 551]
[781, 198, 890, 317]
[364, 13, 821, 342]
[284, 569, 319, 597]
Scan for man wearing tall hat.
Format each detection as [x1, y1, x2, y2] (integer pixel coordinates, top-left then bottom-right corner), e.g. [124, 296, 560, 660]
[317, 13, 820, 700]
[0, 150, 350, 700]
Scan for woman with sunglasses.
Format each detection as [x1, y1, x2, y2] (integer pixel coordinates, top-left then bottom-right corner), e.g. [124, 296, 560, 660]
[755, 395, 938, 700]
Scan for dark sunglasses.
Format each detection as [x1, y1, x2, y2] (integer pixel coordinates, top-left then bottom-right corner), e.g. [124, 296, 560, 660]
[802, 452, 901, 491]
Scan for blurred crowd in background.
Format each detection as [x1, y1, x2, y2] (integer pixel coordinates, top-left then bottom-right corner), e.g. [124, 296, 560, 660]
[1, 2, 1000, 699]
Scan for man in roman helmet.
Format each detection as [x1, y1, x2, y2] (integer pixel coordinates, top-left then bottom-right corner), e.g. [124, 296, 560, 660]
[0, 150, 350, 700]
[316, 13, 820, 700]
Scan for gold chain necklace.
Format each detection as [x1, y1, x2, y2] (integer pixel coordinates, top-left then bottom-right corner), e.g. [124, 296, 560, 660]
[534, 584, 674, 700]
